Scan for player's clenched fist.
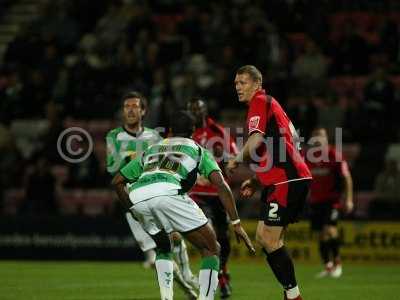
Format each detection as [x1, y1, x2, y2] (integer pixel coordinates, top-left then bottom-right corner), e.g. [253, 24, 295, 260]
[240, 177, 259, 198]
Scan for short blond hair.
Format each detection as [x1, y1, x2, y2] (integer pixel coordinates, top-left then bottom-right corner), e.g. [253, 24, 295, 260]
[236, 65, 262, 85]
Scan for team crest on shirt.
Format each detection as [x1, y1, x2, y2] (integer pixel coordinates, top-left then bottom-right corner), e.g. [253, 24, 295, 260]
[249, 116, 260, 130]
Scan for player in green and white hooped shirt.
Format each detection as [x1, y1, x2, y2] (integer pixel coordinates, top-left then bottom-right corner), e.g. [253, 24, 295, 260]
[106, 92, 159, 268]
[107, 93, 197, 298]
[112, 111, 255, 300]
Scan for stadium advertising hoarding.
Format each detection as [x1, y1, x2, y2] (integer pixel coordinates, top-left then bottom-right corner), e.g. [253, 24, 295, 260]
[205, 221, 400, 264]
[0, 217, 399, 263]
[0, 216, 140, 260]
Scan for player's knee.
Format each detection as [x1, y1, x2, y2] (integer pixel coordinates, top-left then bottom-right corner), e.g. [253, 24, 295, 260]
[327, 226, 338, 238]
[258, 234, 282, 253]
[321, 225, 337, 239]
[199, 240, 219, 257]
[170, 232, 182, 246]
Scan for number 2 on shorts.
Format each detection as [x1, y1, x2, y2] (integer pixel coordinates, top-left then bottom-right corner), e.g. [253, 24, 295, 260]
[268, 202, 279, 218]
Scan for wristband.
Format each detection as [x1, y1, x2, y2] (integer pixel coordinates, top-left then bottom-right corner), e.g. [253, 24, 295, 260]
[231, 219, 241, 225]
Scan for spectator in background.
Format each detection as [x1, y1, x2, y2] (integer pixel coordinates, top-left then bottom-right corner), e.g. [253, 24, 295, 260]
[21, 155, 58, 215]
[330, 22, 370, 75]
[378, 20, 399, 65]
[317, 95, 345, 140]
[352, 67, 396, 143]
[370, 159, 400, 219]
[21, 69, 51, 118]
[0, 66, 24, 121]
[64, 150, 101, 188]
[286, 94, 318, 141]
[0, 121, 23, 189]
[364, 67, 395, 112]
[292, 38, 328, 93]
[95, 2, 127, 54]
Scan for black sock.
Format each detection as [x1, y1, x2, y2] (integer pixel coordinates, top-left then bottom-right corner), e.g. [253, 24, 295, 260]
[329, 238, 340, 261]
[217, 231, 231, 272]
[319, 240, 331, 264]
[265, 246, 297, 290]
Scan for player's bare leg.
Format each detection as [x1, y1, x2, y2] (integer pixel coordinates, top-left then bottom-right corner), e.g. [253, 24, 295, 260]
[184, 223, 220, 300]
[256, 222, 302, 300]
[171, 232, 198, 288]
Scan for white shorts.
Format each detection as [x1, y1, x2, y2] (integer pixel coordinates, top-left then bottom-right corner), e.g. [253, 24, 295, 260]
[130, 194, 208, 235]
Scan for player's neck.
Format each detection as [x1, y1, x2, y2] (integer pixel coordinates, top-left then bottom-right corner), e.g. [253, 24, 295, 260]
[247, 88, 262, 105]
[124, 123, 143, 135]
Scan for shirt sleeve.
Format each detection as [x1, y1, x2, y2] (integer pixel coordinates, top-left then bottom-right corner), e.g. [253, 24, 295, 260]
[106, 132, 120, 176]
[247, 95, 268, 135]
[120, 156, 143, 182]
[150, 130, 163, 145]
[198, 148, 222, 178]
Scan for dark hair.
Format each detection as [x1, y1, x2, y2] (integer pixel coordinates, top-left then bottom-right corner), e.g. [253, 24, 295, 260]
[169, 110, 195, 138]
[121, 91, 148, 111]
[236, 65, 262, 84]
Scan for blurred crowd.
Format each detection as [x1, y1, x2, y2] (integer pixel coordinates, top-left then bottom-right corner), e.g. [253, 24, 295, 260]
[1, 0, 400, 217]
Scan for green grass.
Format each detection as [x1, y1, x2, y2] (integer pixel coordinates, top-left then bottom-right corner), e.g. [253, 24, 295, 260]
[0, 260, 398, 299]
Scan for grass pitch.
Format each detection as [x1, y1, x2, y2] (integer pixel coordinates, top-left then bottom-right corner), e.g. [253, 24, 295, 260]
[0, 260, 398, 300]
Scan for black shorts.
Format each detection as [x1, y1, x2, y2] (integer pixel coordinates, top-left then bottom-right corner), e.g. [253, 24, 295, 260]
[196, 196, 229, 232]
[309, 202, 340, 231]
[259, 179, 310, 227]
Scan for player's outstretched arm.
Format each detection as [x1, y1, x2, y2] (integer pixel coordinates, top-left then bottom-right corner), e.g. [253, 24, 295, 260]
[208, 171, 256, 254]
[111, 173, 132, 211]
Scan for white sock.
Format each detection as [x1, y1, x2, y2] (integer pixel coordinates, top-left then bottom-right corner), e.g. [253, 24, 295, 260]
[198, 269, 218, 300]
[286, 286, 300, 299]
[155, 259, 174, 300]
[173, 239, 194, 280]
